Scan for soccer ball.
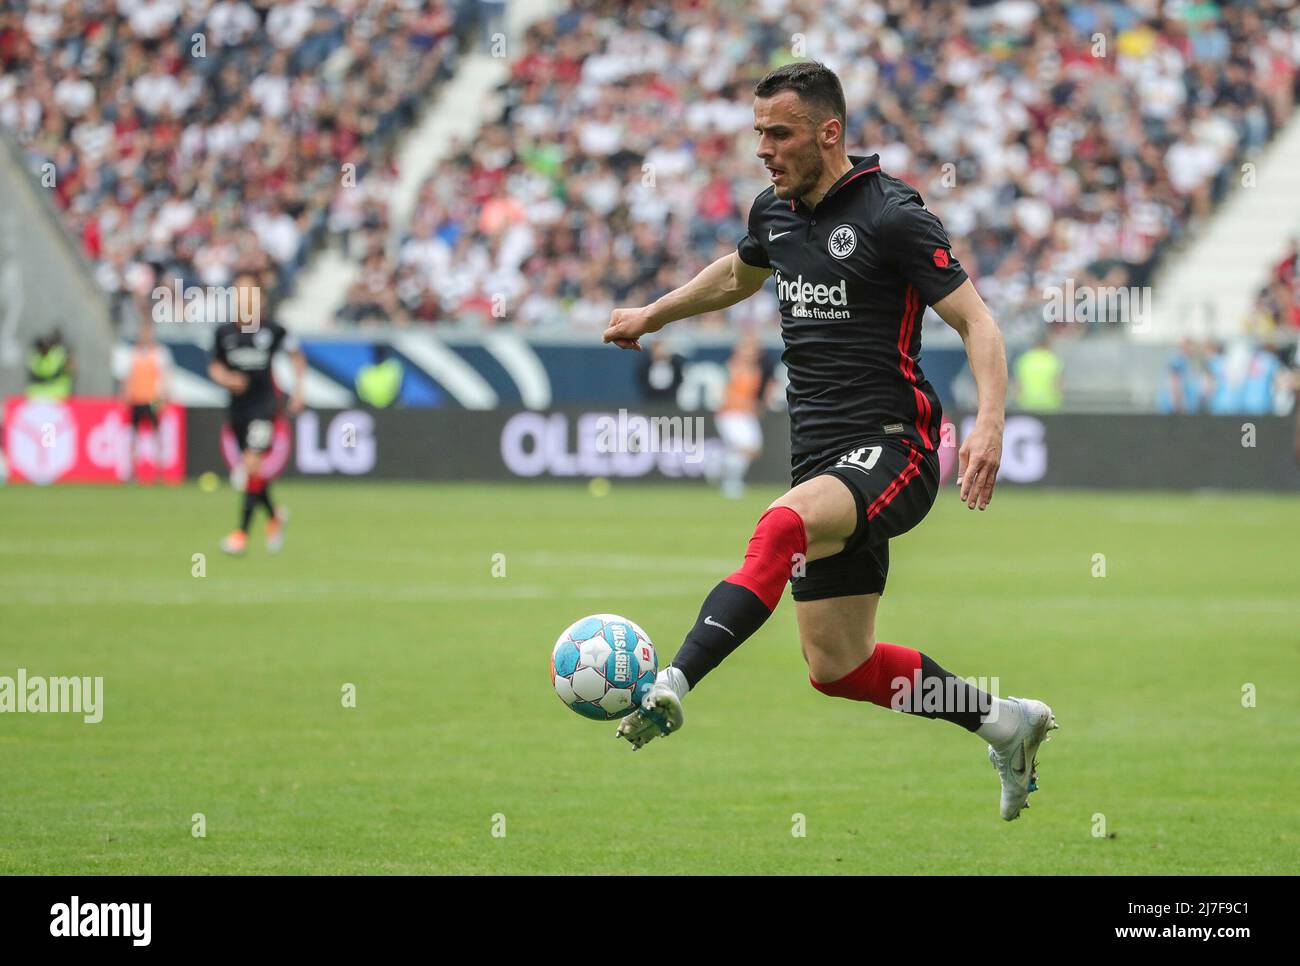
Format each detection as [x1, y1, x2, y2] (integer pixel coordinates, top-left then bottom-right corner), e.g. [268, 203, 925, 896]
[550, 614, 658, 720]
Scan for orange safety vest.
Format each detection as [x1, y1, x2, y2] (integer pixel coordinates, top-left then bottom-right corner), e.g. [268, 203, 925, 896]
[125, 346, 165, 404]
[719, 362, 762, 415]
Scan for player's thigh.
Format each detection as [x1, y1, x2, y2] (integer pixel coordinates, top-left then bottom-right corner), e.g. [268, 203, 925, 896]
[768, 474, 857, 562]
[795, 593, 879, 682]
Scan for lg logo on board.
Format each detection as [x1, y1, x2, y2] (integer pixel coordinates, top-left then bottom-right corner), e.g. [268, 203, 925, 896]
[296, 409, 376, 475]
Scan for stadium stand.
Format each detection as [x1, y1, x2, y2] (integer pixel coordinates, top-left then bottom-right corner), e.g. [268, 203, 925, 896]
[0, 0, 485, 329]
[333, 0, 1300, 342]
[0, 0, 1297, 415]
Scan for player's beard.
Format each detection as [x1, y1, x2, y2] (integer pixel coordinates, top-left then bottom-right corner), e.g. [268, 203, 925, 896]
[774, 142, 824, 202]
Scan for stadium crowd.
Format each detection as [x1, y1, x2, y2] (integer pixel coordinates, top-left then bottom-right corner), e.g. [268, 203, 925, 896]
[1, 0, 1298, 343]
[341, 0, 1300, 337]
[1244, 236, 1300, 336]
[0, 0, 487, 327]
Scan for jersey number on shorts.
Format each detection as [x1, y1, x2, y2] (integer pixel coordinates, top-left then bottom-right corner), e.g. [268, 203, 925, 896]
[836, 445, 882, 473]
[247, 419, 273, 450]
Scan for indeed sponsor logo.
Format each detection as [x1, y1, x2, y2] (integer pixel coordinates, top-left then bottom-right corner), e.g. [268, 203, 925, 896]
[775, 270, 847, 307]
[775, 271, 850, 319]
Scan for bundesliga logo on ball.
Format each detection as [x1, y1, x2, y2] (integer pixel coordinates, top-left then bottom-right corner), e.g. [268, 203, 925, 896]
[550, 615, 658, 720]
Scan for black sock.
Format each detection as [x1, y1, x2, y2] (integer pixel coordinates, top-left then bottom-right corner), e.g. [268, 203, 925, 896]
[260, 480, 275, 517]
[240, 489, 257, 532]
[908, 654, 992, 733]
[669, 580, 774, 688]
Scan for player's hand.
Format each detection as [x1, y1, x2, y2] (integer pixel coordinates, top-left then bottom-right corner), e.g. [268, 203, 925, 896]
[227, 372, 249, 394]
[957, 420, 1002, 511]
[602, 307, 659, 351]
[288, 394, 304, 415]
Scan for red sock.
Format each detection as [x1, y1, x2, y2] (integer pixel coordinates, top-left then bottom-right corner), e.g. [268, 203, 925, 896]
[810, 642, 921, 709]
[724, 505, 807, 610]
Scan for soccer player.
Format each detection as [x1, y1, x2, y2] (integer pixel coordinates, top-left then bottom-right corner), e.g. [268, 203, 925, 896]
[602, 62, 1057, 821]
[208, 273, 305, 555]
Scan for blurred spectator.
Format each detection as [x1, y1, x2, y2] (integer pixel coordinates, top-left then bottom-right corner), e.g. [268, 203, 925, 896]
[120, 321, 173, 481]
[1158, 337, 1209, 414]
[1242, 287, 1279, 340]
[1274, 237, 1298, 288]
[1240, 340, 1286, 415]
[355, 342, 404, 407]
[1242, 238, 1300, 339]
[1012, 332, 1064, 412]
[26, 329, 73, 399]
[713, 334, 774, 499]
[1205, 339, 1288, 415]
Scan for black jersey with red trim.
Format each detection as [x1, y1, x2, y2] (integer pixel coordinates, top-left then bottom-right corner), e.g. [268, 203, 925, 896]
[210, 320, 297, 415]
[737, 153, 967, 467]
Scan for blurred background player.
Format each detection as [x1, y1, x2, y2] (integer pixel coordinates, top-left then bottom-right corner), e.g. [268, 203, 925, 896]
[636, 339, 685, 405]
[208, 273, 305, 555]
[713, 334, 775, 498]
[120, 322, 172, 483]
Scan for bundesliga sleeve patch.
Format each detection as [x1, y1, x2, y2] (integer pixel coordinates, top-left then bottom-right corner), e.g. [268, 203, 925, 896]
[932, 248, 950, 268]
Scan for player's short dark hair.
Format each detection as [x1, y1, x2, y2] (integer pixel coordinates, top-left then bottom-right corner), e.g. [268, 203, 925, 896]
[754, 61, 846, 126]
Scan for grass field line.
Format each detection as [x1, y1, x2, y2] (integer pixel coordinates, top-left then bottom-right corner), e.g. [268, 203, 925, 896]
[511, 550, 740, 572]
[0, 574, 720, 606]
[4, 571, 1296, 615]
[0, 538, 178, 558]
[0, 541, 743, 575]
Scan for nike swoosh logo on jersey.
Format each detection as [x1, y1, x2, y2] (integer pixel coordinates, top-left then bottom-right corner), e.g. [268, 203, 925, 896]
[768, 229, 791, 241]
[703, 616, 735, 636]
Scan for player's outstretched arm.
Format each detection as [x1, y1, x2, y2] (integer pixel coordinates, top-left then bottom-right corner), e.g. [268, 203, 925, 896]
[602, 252, 772, 350]
[933, 278, 1007, 511]
[288, 347, 307, 414]
[208, 359, 247, 394]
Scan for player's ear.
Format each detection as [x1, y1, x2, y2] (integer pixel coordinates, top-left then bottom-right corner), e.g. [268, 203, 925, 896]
[820, 117, 841, 150]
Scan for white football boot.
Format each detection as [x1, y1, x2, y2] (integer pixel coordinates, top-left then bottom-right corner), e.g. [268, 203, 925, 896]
[987, 696, 1058, 821]
[265, 506, 289, 553]
[616, 678, 685, 750]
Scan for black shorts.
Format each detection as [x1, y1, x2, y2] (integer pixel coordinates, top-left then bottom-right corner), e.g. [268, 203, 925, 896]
[229, 407, 276, 453]
[129, 403, 157, 428]
[789, 438, 939, 601]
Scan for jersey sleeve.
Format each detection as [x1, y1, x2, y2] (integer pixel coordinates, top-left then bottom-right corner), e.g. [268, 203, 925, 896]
[879, 197, 968, 306]
[210, 326, 229, 366]
[736, 197, 771, 269]
[273, 322, 299, 354]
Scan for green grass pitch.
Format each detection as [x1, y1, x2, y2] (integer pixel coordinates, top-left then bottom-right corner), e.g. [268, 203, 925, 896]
[1, 480, 1297, 874]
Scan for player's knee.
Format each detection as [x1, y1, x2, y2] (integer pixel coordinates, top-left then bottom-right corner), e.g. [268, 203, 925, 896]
[769, 477, 856, 554]
[767, 490, 808, 519]
[803, 634, 875, 692]
[766, 496, 817, 558]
